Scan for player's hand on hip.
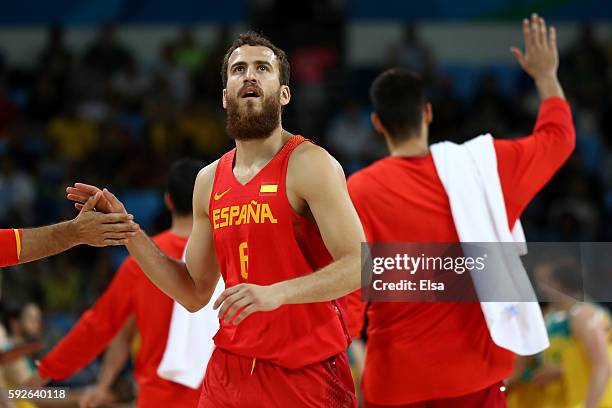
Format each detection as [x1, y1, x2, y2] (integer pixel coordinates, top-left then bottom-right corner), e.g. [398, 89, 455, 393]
[67, 184, 127, 214]
[214, 283, 283, 325]
[511, 13, 558, 81]
[72, 192, 139, 247]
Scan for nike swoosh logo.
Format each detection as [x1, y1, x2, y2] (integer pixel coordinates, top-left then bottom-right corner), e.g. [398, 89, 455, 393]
[214, 188, 231, 201]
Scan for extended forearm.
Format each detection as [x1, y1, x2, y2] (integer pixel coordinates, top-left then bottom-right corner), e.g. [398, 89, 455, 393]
[535, 75, 565, 100]
[585, 364, 611, 408]
[97, 327, 132, 390]
[126, 230, 203, 309]
[20, 222, 78, 264]
[274, 254, 361, 304]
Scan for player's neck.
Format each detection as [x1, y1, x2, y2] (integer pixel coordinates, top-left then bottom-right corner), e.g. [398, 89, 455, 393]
[170, 215, 193, 238]
[388, 133, 430, 158]
[234, 126, 293, 166]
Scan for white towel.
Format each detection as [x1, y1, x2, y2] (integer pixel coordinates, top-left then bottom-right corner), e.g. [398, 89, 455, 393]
[157, 249, 225, 389]
[431, 134, 549, 356]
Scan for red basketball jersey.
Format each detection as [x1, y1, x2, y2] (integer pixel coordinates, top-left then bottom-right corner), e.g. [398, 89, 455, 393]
[209, 135, 350, 368]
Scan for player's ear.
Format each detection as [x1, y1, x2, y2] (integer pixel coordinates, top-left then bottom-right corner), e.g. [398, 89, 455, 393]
[371, 112, 386, 134]
[424, 102, 433, 126]
[164, 192, 174, 212]
[280, 85, 291, 106]
[222, 89, 227, 109]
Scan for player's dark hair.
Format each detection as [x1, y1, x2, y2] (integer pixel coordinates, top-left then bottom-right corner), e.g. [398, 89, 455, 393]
[1, 302, 25, 335]
[167, 158, 205, 216]
[370, 68, 426, 141]
[221, 31, 290, 87]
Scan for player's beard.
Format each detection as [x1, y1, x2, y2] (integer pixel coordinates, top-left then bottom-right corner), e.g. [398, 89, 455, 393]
[226, 91, 281, 140]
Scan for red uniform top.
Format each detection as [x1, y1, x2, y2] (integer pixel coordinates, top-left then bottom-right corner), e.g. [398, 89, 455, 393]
[38, 231, 201, 408]
[0, 229, 22, 267]
[347, 97, 575, 405]
[210, 135, 350, 368]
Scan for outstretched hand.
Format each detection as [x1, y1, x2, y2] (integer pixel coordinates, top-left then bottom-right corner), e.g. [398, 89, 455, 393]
[72, 192, 139, 247]
[67, 183, 127, 214]
[511, 13, 558, 81]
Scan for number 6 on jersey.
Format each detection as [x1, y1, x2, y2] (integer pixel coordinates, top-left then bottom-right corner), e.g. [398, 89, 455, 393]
[239, 242, 248, 279]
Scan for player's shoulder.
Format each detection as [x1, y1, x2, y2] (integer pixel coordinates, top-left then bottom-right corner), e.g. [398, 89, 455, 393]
[289, 140, 343, 175]
[193, 159, 220, 201]
[195, 159, 221, 187]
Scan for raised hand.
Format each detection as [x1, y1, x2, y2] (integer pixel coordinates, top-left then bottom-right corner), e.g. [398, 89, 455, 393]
[511, 13, 564, 99]
[511, 13, 558, 80]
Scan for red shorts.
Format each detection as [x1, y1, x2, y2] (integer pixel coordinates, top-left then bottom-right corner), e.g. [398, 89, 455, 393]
[198, 347, 357, 408]
[364, 382, 506, 408]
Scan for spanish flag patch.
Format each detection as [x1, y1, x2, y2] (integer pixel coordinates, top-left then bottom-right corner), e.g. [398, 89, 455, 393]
[259, 184, 278, 193]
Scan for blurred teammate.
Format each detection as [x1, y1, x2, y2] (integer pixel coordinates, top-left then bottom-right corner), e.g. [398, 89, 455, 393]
[346, 14, 575, 407]
[67, 32, 364, 407]
[508, 258, 612, 408]
[26, 159, 204, 408]
[0, 194, 137, 268]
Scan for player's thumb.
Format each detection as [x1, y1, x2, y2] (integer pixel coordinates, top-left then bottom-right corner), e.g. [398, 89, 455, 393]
[510, 47, 525, 66]
[81, 192, 101, 212]
[102, 188, 121, 209]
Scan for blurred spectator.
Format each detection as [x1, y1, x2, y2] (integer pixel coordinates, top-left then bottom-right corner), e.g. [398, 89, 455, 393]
[387, 24, 436, 82]
[192, 25, 232, 101]
[39, 258, 81, 313]
[0, 157, 36, 225]
[548, 175, 601, 241]
[561, 24, 608, 109]
[174, 28, 206, 71]
[26, 71, 64, 124]
[47, 103, 97, 161]
[291, 34, 339, 137]
[0, 76, 18, 136]
[466, 72, 514, 137]
[574, 109, 604, 176]
[176, 100, 225, 157]
[111, 56, 150, 102]
[82, 23, 133, 79]
[325, 100, 373, 172]
[0, 302, 42, 386]
[156, 43, 190, 104]
[37, 26, 73, 88]
[428, 77, 466, 143]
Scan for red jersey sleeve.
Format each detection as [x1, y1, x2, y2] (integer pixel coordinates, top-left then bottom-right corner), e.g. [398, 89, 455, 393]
[495, 97, 575, 227]
[0, 229, 21, 267]
[38, 258, 138, 380]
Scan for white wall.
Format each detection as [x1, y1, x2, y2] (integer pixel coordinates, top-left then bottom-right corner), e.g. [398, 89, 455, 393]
[0, 24, 247, 68]
[348, 21, 612, 66]
[0, 22, 610, 69]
